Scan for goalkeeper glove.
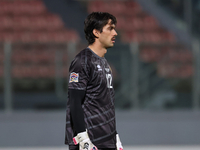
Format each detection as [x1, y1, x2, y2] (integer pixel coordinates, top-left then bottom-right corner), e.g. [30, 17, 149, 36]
[73, 131, 98, 150]
[116, 134, 123, 150]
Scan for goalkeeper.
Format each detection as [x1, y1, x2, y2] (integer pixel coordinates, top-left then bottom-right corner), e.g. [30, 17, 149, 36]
[65, 12, 123, 150]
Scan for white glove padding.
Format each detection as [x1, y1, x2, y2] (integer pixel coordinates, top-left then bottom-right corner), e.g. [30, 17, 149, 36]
[73, 131, 98, 150]
[116, 134, 123, 150]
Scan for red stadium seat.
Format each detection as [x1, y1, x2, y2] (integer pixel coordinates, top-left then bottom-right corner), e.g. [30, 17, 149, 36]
[162, 32, 176, 42]
[0, 17, 13, 30]
[0, 0, 80, 43]
[157, 60, 193, 78]
[123, 1, 142, 16]
[140, 47, 162, 62]
[111, 1, 126, 15]
[88, 1, 106, 13]
[125, 17, 143, 31]
[12, 65, 56, 78]
[143, 16, 159, 30]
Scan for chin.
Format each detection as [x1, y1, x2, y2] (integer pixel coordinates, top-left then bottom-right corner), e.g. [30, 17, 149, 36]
[106, 44, 114, 49]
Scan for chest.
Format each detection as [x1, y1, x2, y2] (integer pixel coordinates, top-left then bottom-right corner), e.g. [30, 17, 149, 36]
[90, 58, 113, 89]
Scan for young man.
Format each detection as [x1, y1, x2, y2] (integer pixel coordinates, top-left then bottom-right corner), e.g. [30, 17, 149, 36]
[65, 12, 123, 150]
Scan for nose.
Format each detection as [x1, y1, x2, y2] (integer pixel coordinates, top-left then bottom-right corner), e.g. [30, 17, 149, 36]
[113, 29, 118, 36]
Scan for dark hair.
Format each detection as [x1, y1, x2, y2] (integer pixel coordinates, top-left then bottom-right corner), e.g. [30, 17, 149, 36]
[84, 12, 117, 45]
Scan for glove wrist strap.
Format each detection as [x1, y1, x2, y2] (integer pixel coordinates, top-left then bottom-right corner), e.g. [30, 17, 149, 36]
[73, 130, 88, 145]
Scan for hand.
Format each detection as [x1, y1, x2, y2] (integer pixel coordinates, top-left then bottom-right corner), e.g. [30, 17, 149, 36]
[73, 131, 98, 150]
[116, 134, 123, 150]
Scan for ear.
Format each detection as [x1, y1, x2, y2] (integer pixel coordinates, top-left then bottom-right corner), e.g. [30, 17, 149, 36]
[93, 29, 100, 38]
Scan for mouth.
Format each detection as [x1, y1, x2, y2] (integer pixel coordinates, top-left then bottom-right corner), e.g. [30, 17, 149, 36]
[111, 37, 115, 43]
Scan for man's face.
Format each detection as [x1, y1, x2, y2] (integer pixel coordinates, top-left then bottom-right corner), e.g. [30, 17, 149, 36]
[98, 19, 118, 49]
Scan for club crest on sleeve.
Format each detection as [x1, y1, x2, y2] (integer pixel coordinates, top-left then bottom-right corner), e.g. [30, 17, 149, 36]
[69, 72, 79, 83]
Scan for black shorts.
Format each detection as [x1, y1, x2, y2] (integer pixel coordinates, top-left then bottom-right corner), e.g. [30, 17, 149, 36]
[68, 145, 116, 150]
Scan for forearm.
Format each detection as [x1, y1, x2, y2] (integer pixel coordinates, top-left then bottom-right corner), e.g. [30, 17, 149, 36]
[69, 89, 86, 134]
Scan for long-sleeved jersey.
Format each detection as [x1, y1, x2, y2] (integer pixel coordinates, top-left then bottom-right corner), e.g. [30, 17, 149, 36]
[65, 47, 116, 148]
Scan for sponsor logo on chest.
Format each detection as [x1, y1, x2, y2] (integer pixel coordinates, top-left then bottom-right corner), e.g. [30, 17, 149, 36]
[105, 68, 110, 72]
[97, 64, 102, 71]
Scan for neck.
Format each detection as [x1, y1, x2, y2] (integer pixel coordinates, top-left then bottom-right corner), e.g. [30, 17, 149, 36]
[88, 44, 107, 57]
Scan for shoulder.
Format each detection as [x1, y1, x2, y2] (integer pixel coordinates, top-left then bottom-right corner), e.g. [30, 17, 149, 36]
[77, 48, 93, 60]
[75, 48, 94, 65]
[69, 48, 93, 71]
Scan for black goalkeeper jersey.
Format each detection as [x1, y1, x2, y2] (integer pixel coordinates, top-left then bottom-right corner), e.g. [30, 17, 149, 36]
[65, 48, 116, 148]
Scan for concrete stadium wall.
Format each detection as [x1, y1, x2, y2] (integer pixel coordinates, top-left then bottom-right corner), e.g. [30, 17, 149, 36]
[0, 110, 200, 147]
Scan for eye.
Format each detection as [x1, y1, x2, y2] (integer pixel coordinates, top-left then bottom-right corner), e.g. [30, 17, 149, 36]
[109, 27, 114, 31]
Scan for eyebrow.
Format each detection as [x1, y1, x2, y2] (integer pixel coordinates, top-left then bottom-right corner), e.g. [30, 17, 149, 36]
[108, 24, 116, 29]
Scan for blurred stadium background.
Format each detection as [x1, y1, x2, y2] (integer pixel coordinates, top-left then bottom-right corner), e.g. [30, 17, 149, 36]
[1, 0, 200, 149]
